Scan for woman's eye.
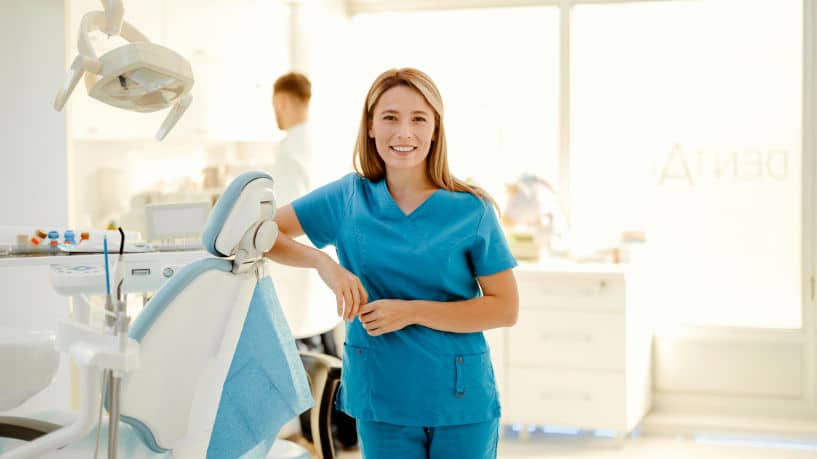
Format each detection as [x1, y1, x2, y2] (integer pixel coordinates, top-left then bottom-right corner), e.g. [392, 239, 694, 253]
[383, 115, 396, 121]
[413, 117, 427, 123]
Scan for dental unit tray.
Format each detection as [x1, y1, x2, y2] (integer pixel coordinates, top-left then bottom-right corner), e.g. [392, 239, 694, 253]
[59, 240, 152, 254]
[49, 251, 206, 296]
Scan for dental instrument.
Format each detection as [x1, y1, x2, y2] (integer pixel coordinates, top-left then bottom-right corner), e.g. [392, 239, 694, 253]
[54, 0, 194, 141]
[103, 237, 110, 297]
[107, 227, 128, 459]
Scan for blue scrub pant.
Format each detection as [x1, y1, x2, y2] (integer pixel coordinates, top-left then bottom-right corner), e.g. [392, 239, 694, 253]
[356, 418, 499, 459]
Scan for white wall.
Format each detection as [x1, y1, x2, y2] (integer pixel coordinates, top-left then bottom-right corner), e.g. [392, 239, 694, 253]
[0, 0, 68, 227]
[0, 0, 72, 414]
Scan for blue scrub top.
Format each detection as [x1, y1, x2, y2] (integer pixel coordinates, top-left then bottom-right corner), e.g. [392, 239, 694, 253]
[292, 173, 517, 426]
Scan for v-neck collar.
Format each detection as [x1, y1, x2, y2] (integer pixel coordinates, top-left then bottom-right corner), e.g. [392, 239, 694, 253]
[377, 179, 442, 219]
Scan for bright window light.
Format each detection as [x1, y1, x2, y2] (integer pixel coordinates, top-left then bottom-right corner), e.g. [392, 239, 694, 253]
[572, 0, 802, 328]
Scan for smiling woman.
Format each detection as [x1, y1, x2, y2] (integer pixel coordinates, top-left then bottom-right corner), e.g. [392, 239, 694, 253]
[340, 7, 560, 206]
[264, 68, 519, 459]
[354, 69, 497, 215]
[369, 86, 436, 183]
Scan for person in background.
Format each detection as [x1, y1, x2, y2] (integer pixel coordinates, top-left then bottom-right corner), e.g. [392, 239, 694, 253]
[265, 67, 519, 458]
[270, 71, 359, 450]
[271, 71, 313, 206]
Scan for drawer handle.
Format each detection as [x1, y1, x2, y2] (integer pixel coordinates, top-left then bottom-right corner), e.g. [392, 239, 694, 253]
[540, 332, 593, 343]
[539, 391, 593, 401]
[539, 281, 607, 296]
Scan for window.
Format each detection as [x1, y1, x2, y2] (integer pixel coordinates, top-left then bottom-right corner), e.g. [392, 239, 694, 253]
[571, 0, 803, 328]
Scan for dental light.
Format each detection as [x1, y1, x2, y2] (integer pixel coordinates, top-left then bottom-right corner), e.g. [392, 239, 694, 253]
[54, 0, 194, 141]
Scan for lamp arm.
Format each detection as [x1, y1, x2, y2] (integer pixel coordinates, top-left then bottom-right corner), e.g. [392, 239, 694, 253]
[54, 55, 102, 111]
[156, 93, 193, 141]
[99, 0, 124, 36]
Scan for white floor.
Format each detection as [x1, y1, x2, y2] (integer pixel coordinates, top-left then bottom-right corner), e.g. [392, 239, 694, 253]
[337, 432, 817, 459]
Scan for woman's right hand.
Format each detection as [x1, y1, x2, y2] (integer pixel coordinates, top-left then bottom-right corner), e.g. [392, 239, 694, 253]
[316, 255, 369, 321]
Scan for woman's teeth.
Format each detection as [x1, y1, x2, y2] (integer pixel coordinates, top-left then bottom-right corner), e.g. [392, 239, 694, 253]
[391, 146, 415, 153]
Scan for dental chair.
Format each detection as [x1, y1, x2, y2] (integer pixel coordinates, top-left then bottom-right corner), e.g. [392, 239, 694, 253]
[0, 171, 342, 458]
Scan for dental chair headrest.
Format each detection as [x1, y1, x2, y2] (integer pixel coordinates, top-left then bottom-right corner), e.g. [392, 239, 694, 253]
[202, 171, 278, 271]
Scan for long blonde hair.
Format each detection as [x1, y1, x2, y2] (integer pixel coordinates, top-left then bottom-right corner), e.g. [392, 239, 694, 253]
[353, 67, 498, 211]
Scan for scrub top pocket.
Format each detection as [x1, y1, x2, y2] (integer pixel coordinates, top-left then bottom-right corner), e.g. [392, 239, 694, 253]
[451, 351, 499, 408]
[337, 343, 373, 416]
[358, 346, 500, 426]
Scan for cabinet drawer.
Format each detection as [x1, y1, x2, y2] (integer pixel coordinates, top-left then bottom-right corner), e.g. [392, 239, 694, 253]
[509, 310, 624, 370]
[506, 367, 625, 429]
[516, 272, 624, 312]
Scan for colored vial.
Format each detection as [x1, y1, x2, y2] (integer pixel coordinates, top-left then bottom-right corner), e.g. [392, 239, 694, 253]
[64, 230, 76, 245]
[31, 229, 47, 246]
[48, 231, 59, 253]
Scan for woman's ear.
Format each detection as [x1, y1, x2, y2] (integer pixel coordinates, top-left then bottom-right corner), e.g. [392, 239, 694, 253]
[368, 119, 374, 138]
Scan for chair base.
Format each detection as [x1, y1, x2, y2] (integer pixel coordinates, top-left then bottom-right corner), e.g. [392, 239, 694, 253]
[0, 417, 60, 442]
[0, 414, 316, 459]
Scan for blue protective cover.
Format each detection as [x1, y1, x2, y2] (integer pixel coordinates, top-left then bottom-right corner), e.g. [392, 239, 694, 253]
[201, 171, 274, 258]
[120, 229, 312, 457]
[206, 276, 314, 459]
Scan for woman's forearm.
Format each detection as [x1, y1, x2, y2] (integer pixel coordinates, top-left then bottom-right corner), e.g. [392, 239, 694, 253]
[264, 231, 328, 269]
[265, 231, 370, 320]
[410, 295, 518, 333]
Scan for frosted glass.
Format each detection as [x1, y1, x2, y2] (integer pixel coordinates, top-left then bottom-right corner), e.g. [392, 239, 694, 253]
[572, 0, 802, 328]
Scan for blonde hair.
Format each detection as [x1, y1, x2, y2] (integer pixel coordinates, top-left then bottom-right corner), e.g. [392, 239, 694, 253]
[353, 67, 498, 211]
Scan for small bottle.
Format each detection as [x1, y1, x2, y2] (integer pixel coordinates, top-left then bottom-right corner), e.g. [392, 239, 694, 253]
[31, 230, 47, 246]
[80, 232, 90, 242]
[63, 230, 76, 245]
[47, 230, 60, 254]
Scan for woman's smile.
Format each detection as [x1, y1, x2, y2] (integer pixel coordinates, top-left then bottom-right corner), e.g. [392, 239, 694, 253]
[390, 145, 417, 156]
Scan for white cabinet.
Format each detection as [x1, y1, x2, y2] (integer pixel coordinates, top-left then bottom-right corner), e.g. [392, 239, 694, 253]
[493, 264, 653, 440]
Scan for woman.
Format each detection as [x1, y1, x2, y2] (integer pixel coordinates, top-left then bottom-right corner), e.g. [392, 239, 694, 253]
[266, 67, 518, 458]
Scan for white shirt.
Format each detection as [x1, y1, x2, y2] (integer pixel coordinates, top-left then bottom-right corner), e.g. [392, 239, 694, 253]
[269, 122, 340, 338]
[270, 122, 312, 206]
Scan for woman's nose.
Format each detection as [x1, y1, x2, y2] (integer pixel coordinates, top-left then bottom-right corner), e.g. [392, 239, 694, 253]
[397, 121, 412, 140]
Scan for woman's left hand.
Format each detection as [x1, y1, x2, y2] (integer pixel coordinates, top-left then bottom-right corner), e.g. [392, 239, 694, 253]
[358, 300, 414, 336]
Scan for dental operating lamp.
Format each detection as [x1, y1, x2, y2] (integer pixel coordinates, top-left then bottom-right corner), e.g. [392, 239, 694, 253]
[54, 0, 194, 141]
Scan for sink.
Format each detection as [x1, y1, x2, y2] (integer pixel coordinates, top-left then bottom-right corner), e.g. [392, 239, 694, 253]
[0, 327, 59, 411]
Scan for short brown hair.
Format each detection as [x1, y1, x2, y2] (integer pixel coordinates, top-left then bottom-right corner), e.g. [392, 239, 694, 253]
[273, 72, 311, 103]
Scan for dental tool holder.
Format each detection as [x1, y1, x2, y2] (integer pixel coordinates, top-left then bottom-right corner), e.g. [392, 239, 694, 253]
[102, 248, 128, 459]
[56, 320, 140, 374]
[1, 321, 140, 459]
[105, 296, 130, 347]
[8, 257, 138, 458]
